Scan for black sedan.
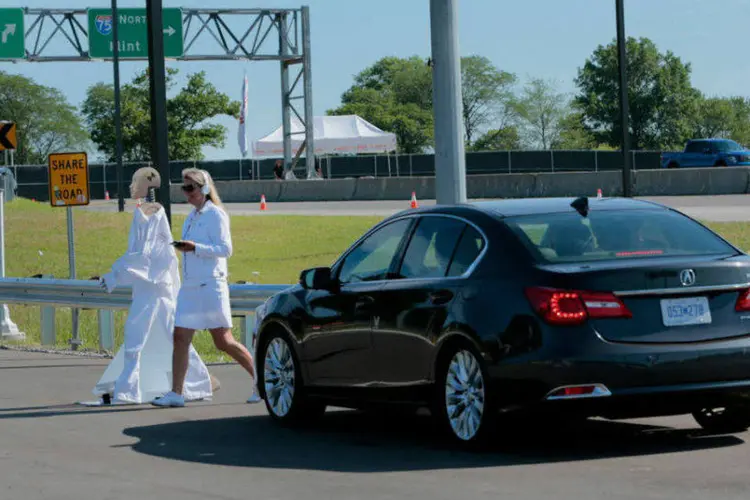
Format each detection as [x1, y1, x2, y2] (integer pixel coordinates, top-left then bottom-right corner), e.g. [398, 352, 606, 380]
[252, 196, 750, 445]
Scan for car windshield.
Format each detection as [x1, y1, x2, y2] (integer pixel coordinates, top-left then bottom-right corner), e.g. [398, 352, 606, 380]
[715, 140, 744, 152]
[503, 209, 738, 264]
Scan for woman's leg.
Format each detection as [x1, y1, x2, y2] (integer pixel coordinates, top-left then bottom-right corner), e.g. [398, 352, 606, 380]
[209, 327, 256, 380]
[171, 326, 196, 394]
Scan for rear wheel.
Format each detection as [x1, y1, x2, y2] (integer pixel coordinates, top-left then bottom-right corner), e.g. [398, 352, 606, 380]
[433, 342, 495, 445]
[259, 331, 326, 425]
[692, 406, 750, 434]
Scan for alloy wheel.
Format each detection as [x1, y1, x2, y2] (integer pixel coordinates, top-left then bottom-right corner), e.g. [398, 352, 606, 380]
[444, 349, 486, 441]
[263, 337, 296, 418]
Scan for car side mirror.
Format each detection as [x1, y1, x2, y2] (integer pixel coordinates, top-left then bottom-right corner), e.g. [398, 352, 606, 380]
[299, 267, 336, 291]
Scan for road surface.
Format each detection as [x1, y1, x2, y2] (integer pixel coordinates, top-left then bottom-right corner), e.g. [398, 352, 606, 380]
[83, 195, 750, 221]
[2, 348, 749, 500]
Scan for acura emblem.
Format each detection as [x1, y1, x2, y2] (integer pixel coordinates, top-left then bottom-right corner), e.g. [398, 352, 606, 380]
[679, 269, 696, 287]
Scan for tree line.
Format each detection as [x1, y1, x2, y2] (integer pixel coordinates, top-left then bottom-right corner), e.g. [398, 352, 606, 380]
[328, 36, 750, 154]
[1, 35, 748, 165]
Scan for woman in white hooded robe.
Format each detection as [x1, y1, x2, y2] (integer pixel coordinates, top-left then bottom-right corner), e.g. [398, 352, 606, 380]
[84, 167, 214, 405]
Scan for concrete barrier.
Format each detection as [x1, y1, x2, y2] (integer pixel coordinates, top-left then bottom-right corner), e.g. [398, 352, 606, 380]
[168, 167, 750, 204]
[634, 167, 750, 196]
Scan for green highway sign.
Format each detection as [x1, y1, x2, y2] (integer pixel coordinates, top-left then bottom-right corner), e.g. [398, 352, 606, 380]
[0, 9, 25, 59]
[87, 8, 183, 59]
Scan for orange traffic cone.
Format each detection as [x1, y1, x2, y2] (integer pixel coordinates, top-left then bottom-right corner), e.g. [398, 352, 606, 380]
[596, 188, 602, 199]
[410, 191, 419, 209]
[105, 191, 110, 201]
[260, 194, 267, 211]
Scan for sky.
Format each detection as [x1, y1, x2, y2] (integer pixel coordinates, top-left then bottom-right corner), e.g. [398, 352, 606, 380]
[7, 0, 750, 161]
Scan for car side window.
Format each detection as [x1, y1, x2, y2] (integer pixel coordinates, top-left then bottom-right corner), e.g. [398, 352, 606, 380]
[397, 216, 466, 279]
[447, 225, 485, 277]
[337, 219, 412, 284]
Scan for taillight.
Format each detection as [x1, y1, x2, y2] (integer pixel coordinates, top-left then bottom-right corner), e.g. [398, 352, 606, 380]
[735, 288, 750, 311]
[525, 287, 632, 326]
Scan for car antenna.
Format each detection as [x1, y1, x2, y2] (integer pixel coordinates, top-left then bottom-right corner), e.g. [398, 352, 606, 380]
[570, 196, 589, 217]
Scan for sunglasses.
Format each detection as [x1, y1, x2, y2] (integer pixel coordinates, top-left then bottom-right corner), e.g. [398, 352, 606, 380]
[181, 184, 197, 192]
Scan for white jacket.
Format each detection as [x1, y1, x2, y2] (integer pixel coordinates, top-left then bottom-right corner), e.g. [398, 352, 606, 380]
[181, 200, 233, 286]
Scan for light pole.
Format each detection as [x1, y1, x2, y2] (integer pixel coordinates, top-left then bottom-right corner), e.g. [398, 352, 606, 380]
[430, 0, 467, 205]
[616, 0, 633, 197]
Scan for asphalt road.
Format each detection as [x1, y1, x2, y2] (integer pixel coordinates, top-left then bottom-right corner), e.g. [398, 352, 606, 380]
[2, 348, 750, 500]
[83, 195, 750, 221]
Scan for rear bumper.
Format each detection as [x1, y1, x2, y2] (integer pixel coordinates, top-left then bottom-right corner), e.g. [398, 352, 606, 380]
[531, 380, 750, 420]
[488, 341, 750, 418]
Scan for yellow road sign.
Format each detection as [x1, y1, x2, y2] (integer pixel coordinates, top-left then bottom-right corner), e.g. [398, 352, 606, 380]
[0, 121, 17, 151]
[48, 152, 90, 207]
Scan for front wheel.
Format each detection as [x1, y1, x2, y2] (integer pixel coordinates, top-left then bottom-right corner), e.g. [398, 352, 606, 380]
[259, 331, 325, 425]
[692, 405, 750, 434]
[433, 343, 495, 445]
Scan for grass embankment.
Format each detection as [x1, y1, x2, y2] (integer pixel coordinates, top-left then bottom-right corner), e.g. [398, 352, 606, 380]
[2, 198, 750, 362]
[1, 199, 380, 362]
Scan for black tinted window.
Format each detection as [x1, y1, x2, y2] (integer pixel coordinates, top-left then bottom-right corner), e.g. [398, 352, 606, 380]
[398, 216, 465, 279]
[447, 226, 485, 276]
[337, 219, 412, 283]
[685, 141, 706, 153]
[504, 209, 736, 263]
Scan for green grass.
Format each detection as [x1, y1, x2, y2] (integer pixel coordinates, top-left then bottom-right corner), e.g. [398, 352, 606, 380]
[1, 198, 380, 361]
[2, 198, 750, 363]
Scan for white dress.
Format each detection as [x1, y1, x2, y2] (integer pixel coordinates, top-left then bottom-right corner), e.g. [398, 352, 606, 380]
[91, 205, 213, 404]
[174, 200, 234, 330]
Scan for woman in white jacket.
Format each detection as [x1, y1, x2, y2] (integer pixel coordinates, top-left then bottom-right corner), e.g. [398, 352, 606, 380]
[153, 168, 259, 407]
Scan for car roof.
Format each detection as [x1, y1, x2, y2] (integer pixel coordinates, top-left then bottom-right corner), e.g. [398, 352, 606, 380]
[399, 197, 668, 219]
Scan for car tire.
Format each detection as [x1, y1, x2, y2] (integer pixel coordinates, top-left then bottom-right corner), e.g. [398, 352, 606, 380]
[258, 329, 326, 426]
[667, 162, 679, 169]
[692, 406, 750, 434]
[432, 341, 496, 447]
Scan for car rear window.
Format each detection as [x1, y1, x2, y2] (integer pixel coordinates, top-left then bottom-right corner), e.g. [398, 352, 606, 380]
[503, 209, 738, 263]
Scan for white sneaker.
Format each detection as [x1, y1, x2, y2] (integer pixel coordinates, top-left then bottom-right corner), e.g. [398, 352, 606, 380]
[247, 392, 262, 404]
[151, 391, 185, 408]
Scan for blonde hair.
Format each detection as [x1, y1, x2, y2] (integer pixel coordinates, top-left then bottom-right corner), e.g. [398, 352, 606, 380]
[182, 167, 223, 208]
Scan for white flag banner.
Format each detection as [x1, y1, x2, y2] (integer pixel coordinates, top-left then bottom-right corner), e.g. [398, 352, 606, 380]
[238, 73, 248, 157]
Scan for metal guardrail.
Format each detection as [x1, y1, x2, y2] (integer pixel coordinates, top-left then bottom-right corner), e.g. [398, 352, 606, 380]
[0, 277, 292, 351]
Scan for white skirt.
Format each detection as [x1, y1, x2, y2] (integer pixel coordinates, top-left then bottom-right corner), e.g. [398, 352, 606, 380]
[175, 280, 233, 330]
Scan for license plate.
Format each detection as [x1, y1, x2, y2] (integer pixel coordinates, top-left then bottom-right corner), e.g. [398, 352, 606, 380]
[660, 297, 712, 327]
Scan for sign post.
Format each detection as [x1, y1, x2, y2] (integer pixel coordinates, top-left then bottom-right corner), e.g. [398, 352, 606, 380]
[0, 9, 24, 60]
[87, 8, 183, 59]
[47, 152, 90, 350]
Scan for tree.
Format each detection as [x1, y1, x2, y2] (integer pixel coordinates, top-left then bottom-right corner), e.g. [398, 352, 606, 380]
[692, 96, 750, 147]
[574, 37, 700, 150]
[552, 112, 597, 150]
[513, 78, 567, 149]
[460, 56, 517, 145]
[329, 57, 434, 154]
[0, 72, 89, 165]
[328, 55, 517, 153]
[469, 127, 521, 151]
[81, 68, 239, 162]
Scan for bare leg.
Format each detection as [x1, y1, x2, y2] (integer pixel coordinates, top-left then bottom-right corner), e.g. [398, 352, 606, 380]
[172, 327, 195, 394]
[209, 327, 256, 380]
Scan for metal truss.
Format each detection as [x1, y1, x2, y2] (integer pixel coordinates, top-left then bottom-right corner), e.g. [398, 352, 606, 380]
[9, 7, 316, 178]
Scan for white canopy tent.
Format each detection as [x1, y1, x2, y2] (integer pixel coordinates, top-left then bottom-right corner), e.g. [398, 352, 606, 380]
[252, 114, 397, 158]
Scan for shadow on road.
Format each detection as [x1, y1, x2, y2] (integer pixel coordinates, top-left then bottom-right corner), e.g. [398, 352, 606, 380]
[122, 409, 745, 472]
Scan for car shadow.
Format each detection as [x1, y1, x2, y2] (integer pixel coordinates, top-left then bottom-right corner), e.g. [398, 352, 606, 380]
[122, 409, 745, 472]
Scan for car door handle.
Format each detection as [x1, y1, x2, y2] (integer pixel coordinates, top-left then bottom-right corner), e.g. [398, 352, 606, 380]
[355, 296, 375, 310]
[429, 290, 453, 305]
